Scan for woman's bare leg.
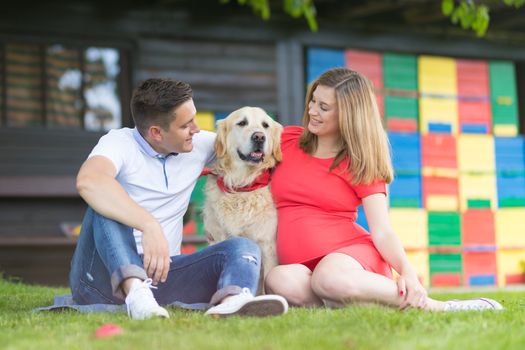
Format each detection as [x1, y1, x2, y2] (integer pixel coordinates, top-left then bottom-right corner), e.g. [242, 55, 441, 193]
[265, 264, 324, 307]
[310, 253, 446, 310]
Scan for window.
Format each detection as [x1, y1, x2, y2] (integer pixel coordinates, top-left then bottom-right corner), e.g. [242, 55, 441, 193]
[0, 41, 124, 131]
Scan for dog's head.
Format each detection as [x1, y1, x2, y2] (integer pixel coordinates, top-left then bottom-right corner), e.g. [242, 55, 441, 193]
[215, 106, 282, 173]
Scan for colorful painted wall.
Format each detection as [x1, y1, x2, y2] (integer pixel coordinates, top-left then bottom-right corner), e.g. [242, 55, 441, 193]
[182, 112, 228, 254]
[186, 48, 525, 288]
[308, 47, 524, 288]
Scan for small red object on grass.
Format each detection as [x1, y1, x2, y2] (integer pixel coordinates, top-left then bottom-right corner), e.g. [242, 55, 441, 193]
[95, 323, 123, 338]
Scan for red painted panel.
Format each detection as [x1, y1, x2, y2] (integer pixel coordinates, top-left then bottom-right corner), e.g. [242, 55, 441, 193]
[463, 251, 497, 277]
[423, 176, 458, 196]
[462, 210, 495, 245]
[183, 220, 196, 235]
[345, 49, 383, 89]
[456, 59, 489, 97]
[421, 134, 457, 168]
[458, 100, 492, 132]
[181, 244, 197, 254]
[377, 94, 384, 119]
[506, 274, 525, 284]
[431, 273, 462, 287]
[387, 118, 418, 132]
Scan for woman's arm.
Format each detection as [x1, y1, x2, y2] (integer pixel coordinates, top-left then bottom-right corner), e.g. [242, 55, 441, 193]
[362, 193, 427, 309]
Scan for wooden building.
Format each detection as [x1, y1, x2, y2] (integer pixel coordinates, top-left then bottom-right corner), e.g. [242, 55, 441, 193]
[1, 0, 525, 286]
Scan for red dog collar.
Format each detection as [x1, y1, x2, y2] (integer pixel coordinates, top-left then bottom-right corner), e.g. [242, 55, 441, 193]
[216, 169, 271, 193]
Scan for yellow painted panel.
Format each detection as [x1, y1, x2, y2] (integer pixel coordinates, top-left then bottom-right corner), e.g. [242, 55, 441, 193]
[407, 251, 430, 287]
[493, 124, 518, 137]
[196, 112, 216, 131]
[418, 56, 457, 95]
[458, 174, 497, 211]
[457, 135, 495, 172]
[495, 209, 525, 248]
[426, 195, 459, 211]
[496, 250, 525, 287]
[390, 208, 428, 248]
[419, 97, 458, 134]
[422, 167, 458, 178]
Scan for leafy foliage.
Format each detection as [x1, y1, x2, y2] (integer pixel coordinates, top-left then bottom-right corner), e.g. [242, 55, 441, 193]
[223, 0, 524, 37]
[222, 0, 317, 31]
[442, 0, 525, 36]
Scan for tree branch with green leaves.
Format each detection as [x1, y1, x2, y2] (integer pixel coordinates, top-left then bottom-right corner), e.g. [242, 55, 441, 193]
[442, 0, 524, 37]
[224, 0, 524, 37]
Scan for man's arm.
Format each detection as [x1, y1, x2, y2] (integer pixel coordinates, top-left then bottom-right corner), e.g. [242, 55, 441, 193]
[76, 156, 171, 284]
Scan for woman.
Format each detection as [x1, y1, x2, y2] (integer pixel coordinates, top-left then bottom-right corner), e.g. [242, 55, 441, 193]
[265, 67, 502, 311]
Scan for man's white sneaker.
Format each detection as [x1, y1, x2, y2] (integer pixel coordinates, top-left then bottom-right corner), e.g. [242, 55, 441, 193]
[205, 288, 288, 318]
[444, 298, 504, 311]
[125, 278, 170, 320]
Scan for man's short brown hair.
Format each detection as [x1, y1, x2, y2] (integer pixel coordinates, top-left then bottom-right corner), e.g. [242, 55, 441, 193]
[131, 78, 193, 136]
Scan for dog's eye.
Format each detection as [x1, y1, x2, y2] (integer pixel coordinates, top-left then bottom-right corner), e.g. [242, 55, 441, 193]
[262, 122, 269, 129]
[237, 119, 248, 127]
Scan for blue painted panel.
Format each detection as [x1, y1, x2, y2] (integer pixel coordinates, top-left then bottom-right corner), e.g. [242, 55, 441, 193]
[469, 274, 496, 286]
[389, 175, 422, 207]
[496, 176, 525, 198]
[428, 122, 452, 133]
[306, 48, 345, 84]
[461, 123, 488, 134]
[355, 205, 369, 231]
[214, 112, 229, 121]
[495, 136, 525, 173]
[388, 132, 421, 173]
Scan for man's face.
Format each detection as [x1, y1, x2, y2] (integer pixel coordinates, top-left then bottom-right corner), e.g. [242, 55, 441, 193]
[158, 99, 200, 154]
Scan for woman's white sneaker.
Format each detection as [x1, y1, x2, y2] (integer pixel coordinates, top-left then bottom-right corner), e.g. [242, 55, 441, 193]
[125, 278, 170, 320]
[444, 298, 503, 311]
[205, 288, 289, 317]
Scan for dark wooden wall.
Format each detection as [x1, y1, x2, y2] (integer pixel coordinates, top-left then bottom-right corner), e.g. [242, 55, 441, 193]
[0, 128, 99, 286]
[0, 128, 102, 177]
[136, 38, 278, 114]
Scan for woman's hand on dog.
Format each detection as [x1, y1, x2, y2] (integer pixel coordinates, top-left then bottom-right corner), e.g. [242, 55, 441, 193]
[141, 220, 171, 284]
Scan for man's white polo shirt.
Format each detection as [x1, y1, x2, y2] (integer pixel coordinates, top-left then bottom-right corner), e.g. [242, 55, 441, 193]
[88, 127, 215, 256]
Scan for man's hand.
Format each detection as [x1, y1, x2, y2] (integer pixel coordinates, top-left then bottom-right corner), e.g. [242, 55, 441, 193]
[141, 221, 171, 285]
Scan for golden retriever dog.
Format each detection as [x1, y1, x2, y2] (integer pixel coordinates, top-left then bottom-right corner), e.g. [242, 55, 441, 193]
[203, 106, 282, 278]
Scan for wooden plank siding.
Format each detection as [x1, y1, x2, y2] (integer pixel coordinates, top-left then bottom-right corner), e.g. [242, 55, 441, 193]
[0, 127, 102, 177]
[136, 39, 278, 115]
[0, 244, 75, 286]
[0, 127, 96, 285]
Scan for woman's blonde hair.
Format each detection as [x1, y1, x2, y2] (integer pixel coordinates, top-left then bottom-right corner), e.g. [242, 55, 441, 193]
[299, 67, 393, 185]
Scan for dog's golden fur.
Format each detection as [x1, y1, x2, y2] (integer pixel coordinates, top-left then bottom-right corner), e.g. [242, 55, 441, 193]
[203, 106, 282, 277]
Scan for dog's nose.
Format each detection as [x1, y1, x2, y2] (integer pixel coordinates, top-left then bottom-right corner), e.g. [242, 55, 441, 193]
[251, 132, 265, 144]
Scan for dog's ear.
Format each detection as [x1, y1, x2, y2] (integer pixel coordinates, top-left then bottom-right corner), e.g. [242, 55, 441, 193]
[271, 121, 283, 162]
[214, 119, 228, 158]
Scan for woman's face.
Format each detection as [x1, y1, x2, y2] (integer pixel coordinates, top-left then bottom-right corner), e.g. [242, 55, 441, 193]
[307, 85, 340, 139]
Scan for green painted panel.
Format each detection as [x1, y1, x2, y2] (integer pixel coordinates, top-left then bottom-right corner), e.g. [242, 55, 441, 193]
[196, 218, 205, 236]
[390, 198, 420, 208]
[428, 212, 461, 246]
[429, 253, 462, 273]
[383, 53, 418, 91]
[385, 96, 418, 119]
[467, 199, 491, 209]
[489, 61, 519, 123]
[191, 176, 207, 204]
[499, 198, 525, 207]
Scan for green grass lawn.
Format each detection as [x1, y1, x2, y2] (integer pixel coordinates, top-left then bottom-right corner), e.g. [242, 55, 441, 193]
[1, 278, 524, 350]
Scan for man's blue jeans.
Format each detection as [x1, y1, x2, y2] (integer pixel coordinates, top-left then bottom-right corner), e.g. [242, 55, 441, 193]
[69, 208, 262, 306]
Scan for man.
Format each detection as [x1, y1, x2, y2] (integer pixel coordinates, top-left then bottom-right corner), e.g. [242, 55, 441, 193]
[69, 78, 288, 320]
